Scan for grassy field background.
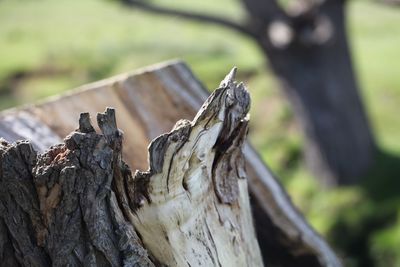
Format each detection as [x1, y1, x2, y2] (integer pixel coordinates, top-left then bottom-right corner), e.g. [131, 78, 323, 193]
[0, 0, 399, 266]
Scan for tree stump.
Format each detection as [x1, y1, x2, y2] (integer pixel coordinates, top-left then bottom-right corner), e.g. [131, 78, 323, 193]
[0, 61, 341, 266]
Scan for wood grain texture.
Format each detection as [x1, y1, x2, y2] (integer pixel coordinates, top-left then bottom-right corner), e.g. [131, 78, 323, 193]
[0, 60, 341, 267]
[127, 69, 262, 266]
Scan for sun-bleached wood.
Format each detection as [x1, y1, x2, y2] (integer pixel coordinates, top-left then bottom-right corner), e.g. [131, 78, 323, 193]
[126, 69, 263, 266]
[0, 61, 341, 267]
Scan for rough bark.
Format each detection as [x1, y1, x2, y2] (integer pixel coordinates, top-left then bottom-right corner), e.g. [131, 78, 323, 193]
[122, 0, 376, 185]
[0, 62, 341, 266]
[0, 117, 155, 266]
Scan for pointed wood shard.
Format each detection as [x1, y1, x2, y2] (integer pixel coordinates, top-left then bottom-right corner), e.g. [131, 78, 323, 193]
[130, 69, 262, 266]
[219, 66, 237, 88]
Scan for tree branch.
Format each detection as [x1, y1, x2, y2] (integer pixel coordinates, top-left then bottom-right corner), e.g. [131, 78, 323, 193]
[241, 0, 288, 23]
[120, 0, 257, 38]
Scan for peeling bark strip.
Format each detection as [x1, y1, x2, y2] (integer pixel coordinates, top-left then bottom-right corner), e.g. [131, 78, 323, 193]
[0, 69, 262, 266]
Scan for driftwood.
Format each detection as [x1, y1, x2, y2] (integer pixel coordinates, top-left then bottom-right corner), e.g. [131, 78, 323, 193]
[0, 61, 341, 266]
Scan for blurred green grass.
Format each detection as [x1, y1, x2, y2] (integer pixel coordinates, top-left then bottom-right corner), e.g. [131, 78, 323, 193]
[0, 0, 400, 266]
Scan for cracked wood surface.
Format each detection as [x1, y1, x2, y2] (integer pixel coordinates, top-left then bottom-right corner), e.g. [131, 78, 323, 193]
[0, 60, 341, 267]
[128, 69, 262, 266]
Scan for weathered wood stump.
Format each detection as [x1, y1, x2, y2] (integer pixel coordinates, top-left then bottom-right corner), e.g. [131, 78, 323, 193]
[0, 61, 341, 266]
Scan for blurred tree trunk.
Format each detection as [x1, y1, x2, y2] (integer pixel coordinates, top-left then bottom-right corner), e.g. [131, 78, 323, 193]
[122, 0, 376, 185]
[247, 0, 376, 185]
